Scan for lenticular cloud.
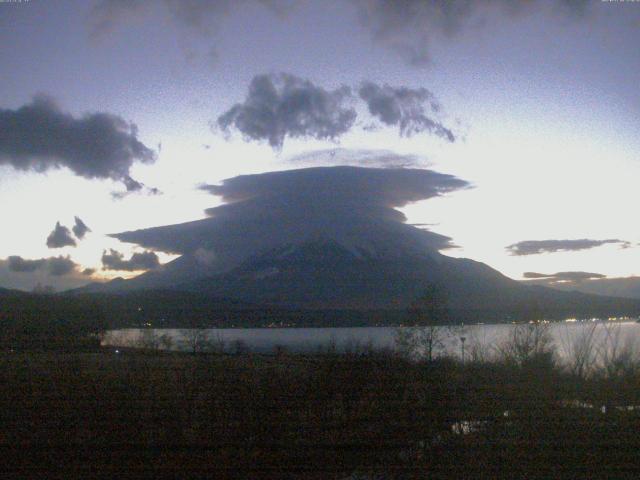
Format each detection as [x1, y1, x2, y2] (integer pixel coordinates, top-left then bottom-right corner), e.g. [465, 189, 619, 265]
[113, 165, 469, 277]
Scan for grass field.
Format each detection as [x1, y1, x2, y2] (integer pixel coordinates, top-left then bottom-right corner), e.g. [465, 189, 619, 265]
[2, 343, 640, 478]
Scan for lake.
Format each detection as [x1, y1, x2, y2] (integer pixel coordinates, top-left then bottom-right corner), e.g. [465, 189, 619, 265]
[103, 319, 640, 364]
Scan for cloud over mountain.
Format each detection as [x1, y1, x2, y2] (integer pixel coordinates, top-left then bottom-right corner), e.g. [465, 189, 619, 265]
[286, 149, 425, 168]
[507, 239, 630, 256]
[0, 95, 155, 190]
[46, 222, 77, 249]
[101, 249, 161, 271]
[7, 256, 47, 273]
[523, 271, 607, 283]
[0, 255, 92, 291]
[522, 272, 640, 300]
[48, 256, 81, 276]
[6, 255, 80, 277]
[113, 164, 470, 275]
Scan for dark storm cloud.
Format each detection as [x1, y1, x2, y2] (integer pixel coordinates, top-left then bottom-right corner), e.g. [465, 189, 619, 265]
[353, 0, 591, 65]
[46, 222, 77, 249]
[523, 271, 607, 283]
[506, 239, 630, 256]
[217, 74, 356, 150]
[82, 268, 96, 276]
[114, 164, 470, 274]
[6, 255, 80, 277]
[101, 249, 161, 271]
[0, 95, 156, 190]
[358, 82, 454, 141]
[72, 217, 91, 240]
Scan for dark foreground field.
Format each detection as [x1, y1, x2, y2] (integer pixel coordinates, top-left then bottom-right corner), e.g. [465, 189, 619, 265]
[2, 348, 640, 479]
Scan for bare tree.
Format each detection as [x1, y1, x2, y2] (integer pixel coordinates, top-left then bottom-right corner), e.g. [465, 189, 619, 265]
[558, 322, 598, 379]
[497, 322, 555, 367]
[394, 326, 418, 359]
[179, 329, 224, 354]
[396, 284, 459, 361]
[138, 328, 162, 351]
[465, 328, 493, 363]
[597, 322, 639, 379]
[158, 333, 174, 351]
[413, 324, 447, 362]
[231, 338, 249, 355]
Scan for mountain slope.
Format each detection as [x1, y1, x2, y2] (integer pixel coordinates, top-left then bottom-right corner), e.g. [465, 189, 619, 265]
[523, 276, 640, 300]
[92, 166, 640, 323]
[0, 287, 26, 297]
[74, 238, 640, 323]
[176, 239, 640, 321]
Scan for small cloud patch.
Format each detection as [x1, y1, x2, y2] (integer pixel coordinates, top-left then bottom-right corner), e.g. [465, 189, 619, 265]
[101, 249, 161, 271]
[506, 239, 630, 256]
[46, 222, 77, 249]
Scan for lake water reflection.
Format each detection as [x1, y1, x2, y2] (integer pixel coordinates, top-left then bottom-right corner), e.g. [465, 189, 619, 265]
[103, 320, 640, 364]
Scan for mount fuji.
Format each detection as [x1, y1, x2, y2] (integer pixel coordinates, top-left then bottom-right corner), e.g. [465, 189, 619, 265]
[76, 166, 640, 323]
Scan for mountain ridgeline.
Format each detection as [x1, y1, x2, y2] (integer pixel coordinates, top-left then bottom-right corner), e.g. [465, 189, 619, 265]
[58, 165, 640, 327]
[69, 239, 640, 327]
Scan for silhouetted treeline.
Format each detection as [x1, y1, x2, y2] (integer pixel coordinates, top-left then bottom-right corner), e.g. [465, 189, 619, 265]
[65, 289, 640, 328]
[0, 292, 106, 351]
[3, 348, 640, 478]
